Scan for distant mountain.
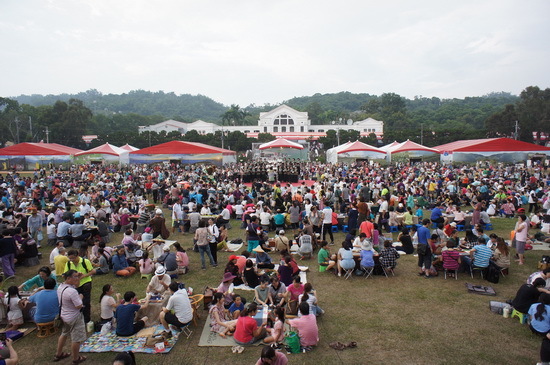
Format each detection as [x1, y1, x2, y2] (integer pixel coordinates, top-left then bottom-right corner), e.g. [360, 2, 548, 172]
[13, 89, 228, 123]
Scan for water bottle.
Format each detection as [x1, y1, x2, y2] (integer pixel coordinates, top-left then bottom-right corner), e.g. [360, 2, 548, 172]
[503, 306, 510, 318]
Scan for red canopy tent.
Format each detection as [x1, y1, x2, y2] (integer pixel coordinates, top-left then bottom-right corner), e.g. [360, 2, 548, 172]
[0, 143, 82, 170]
[388, 140, 439, 154]
[119, 144, 139, 152]
[434, 138, 550, 163]
[129, 141, 230, 166]
[75, 143, 126, 156]
[337, 141, 385, 154]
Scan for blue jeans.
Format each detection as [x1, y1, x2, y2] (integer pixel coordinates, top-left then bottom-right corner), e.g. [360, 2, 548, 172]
[198, 244, 216, 268]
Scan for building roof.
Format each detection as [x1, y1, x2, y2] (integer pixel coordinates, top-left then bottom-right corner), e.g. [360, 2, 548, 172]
[130, 140, 225, 155]
[337, 141, 385, 154]
[75, 143, 127, 156]
[388, 140, 440, 154]
[259, 138, 304, 150]
[434, 138, 550, 153]
[0, 142, 82, 156]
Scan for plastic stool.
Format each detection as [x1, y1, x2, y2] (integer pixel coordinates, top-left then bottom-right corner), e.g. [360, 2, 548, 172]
[389, 226, 399, 233]
[331, 226, 338, 233]
[405, 225, 413, 230]
[485, 223, 494, 231]
[456, 225, 465, 232]
[140, 273, 152, 280]
[342, 225, 349, 233]
[37, 321, 57, 338]
[511, 309, 527, 324]
[319, 265, 327, 273]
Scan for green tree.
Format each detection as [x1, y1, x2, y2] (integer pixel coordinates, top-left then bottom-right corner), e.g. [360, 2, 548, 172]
[257, 133, 276, 143]
[485, 104, 517, 138]
[221, 104, 250, 126]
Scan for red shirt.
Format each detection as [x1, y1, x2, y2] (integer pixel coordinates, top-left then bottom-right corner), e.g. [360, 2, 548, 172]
[234, 315, 257, 343]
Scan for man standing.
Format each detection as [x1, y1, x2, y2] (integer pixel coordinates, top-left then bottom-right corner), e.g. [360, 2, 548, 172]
[64, 250, 96, 324]
[321, 205, 334, 245]
[417, 219, 433, 278]
[27, 207, 43, 247]
[172, 200, 183, 234]
[53, 270, 87, 364]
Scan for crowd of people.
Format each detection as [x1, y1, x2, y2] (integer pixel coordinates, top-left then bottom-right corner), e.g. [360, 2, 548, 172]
[0, 159, 546, 363]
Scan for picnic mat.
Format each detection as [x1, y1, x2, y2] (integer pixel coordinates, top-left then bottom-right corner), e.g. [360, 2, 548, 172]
[234, 266, 308, 291]
[466, 283, 496, 296]
[227, 241, 244, 252]
[80, 325, 180, 354]
[198, 308, 268, 347]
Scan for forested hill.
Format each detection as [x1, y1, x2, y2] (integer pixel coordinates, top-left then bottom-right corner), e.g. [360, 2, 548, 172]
[13, 89, 227, 123]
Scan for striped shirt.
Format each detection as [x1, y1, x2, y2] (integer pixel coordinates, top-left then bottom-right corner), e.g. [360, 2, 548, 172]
[472, 244, 492, 268]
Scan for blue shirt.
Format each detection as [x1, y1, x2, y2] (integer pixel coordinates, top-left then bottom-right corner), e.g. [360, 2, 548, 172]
[57, 222, 71, 237]
[229, 301, 244, 315]
[417, 226, 431, 245]
[529, 304, 550, 333]
[112, 254, 129, 272]
[472, 244, 492, 268]
[28, 289, 59, 323]
[360, 250, 374, 268]
[115, 303, 141, 336]
[430, 208, 442, 221]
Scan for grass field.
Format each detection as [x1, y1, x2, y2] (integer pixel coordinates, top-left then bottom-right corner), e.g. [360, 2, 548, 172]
[6, 214, 547, 365]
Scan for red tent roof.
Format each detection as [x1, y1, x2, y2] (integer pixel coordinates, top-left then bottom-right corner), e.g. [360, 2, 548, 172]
[129, 141, 224, 155]
[259, 138, 304, 150]
[75, 143, 126, 156]
[119, 144, 139, 152]
[185, 142, 236, 155]
[337, 141, 385, 154]
[389, 140, 439, 154]
[0, 142, 82, 156]
[434, 138, 550, 152]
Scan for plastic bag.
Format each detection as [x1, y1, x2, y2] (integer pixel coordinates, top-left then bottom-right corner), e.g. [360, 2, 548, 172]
[37, 231, 43, 242]
[285, 331, 301, 354]
[100, 321, 112, 336]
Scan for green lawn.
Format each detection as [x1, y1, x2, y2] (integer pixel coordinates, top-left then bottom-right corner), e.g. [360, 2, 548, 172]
[8, 214, 547, 365]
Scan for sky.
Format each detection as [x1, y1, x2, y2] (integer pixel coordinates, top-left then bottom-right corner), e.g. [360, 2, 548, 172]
[1, 0, 549, 106]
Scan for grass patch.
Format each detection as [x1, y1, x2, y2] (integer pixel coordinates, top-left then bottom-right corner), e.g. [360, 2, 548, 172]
[6, 213, 547, 364]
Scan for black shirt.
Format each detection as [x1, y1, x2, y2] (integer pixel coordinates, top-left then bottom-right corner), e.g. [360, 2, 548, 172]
[512, 284, 540, 313]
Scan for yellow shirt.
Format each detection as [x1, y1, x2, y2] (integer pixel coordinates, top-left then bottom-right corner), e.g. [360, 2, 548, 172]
[54, 255, 69, 277]
[64, 257, 93, 287]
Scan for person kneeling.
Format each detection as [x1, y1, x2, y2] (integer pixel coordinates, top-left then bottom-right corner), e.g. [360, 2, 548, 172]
[115, 291, 150, 336]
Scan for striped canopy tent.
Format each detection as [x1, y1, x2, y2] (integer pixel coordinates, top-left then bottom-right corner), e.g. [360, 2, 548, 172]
[379, 141, 401, 152]
[75, 143, 129, 165]
[326, 141, 385, 163]
[387, 140, 440, 162]
[258, 138, 307, 160]
[119, 144, 139, 152]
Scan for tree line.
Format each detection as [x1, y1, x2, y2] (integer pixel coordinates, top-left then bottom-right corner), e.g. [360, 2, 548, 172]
[1, 86, 548, 151]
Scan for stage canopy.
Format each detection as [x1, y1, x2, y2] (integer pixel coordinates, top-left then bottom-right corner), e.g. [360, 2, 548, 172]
[386, 140, 439, 162]
[326, 141, 386, 163]
[434, 138, 550, 163]
[379, 141, 400, 152]
[0, 143, 82, 170]
[129, 140, 232, 166]
[259, 138, 304, 150]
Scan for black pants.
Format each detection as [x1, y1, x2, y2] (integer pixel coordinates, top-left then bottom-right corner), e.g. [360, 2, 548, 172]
[117, 320, 145, 337]
[322, 223, 334, 243]
[77, 282, 92, 323]
[542, 337, 550, 362]
[209, 242, 218, 264]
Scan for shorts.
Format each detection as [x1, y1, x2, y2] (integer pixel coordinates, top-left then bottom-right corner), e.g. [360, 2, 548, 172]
[61, 314, 87, 343]
[164, 311, 191, 328]
[8, 316, 23, 326]
[172, 220, 183, 228]
[516, 241, 526, 254]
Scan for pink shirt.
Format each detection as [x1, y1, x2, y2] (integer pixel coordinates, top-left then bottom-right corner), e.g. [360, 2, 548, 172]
[138, 258, 154, 274]
[255, 351, 288, 365]
[289, 314, 319, 346]
[176, 251, 189, 267]
[58, 283, 83, 322]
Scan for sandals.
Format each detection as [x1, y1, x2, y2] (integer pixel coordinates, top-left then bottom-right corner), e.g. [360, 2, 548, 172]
[53, 352, 70, 362]
[329, 341, 358, 351]
[72, 356, 87, 364]
[231, 345, 244, 354]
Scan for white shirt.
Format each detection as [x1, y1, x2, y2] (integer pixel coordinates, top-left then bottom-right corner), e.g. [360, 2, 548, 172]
[322, 208, 333, 224]
[260, 212, 272, 225]
[50, 247, 60, 264]
[166, 289, 193, 324]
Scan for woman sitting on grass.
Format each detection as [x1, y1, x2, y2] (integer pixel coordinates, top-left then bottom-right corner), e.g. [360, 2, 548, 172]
[209, 292, 237, 338]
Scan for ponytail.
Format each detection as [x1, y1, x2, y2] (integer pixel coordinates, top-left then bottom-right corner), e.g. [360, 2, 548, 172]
[535, 303, 547, 321]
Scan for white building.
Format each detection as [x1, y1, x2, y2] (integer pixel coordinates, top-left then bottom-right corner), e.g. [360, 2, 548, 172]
[138, 105, 384, 141]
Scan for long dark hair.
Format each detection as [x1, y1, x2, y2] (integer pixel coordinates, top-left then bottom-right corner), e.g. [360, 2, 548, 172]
[7, 286, 20, 312]
[301, 282, 313, 303]
[100, 284, 112, 303]
[535, 293, 550, 321]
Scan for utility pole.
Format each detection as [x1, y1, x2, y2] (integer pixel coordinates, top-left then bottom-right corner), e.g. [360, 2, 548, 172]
[514, 120, 519, 140]
[14, 117, 21, 144]
[29, 116, 33, 142]
[421, 123, 424, 145]
[45, 126, 50, 143]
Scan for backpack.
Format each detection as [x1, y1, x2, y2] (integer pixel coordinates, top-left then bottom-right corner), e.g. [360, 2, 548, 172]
[485, 263, 500, 284]
[68, 257, 92, 273]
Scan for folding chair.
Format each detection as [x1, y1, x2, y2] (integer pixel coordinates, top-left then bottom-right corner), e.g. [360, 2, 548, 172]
[361, 265, 374, 279]
[376, 263, 389, 278]
[444, 268, 458, 280]
[381, 266, 395, 277]
[470, 265, 486, 279]
[343, 268, 354, 280]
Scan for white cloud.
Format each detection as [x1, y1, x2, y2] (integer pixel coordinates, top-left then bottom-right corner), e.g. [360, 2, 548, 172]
[0, 0, 549, 105]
